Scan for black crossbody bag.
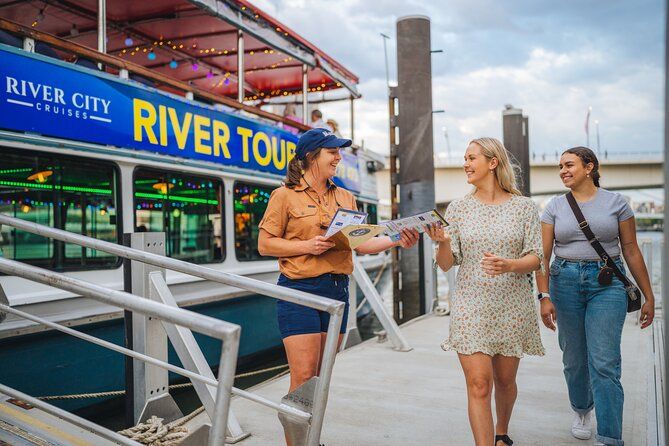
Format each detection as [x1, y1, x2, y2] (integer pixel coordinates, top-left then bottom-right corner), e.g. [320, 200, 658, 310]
[566, 192, 642, 313]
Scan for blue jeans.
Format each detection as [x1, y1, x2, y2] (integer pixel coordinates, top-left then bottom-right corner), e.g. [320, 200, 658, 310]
[549, 257, 627, 446]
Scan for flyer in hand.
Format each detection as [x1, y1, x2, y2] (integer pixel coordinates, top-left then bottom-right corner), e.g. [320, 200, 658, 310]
[380, 209, 448, 242]
[324, 208, 386, 250]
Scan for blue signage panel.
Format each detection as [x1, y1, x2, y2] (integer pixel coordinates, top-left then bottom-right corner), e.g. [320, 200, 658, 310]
[0, 46, 361, 192]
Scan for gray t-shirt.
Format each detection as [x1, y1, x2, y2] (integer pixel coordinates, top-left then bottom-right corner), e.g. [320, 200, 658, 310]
[541, 189, 634, 260]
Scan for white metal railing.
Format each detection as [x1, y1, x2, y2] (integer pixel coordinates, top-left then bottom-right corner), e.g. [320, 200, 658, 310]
[639, 238, 664, 306]
[0, 213, 345, 446]
[0, 256, 239, 446]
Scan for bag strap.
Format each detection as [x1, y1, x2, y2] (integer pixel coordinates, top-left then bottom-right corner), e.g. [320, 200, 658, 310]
[565, 192, 632, 287]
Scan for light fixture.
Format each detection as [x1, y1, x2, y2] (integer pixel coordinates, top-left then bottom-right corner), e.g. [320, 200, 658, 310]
[21, 204, 31, 213]
[191, 61, 199, 71]
[206, 70, 214, 79]
[172, 208, 181, 218]
[147, 51, 156, 61]
[99, 206, 107, 216]
[152, 182, 174, 195]
[224, 77, 230, 85]
[124, 36, 133, 46]
[169, 59, 178, 69]
[27, 170, 53, 183]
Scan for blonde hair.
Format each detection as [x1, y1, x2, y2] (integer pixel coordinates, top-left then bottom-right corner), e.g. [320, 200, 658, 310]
[469, 137, 522, 196]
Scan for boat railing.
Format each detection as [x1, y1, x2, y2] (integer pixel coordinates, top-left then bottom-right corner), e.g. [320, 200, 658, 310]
[0, 213, 345, 446]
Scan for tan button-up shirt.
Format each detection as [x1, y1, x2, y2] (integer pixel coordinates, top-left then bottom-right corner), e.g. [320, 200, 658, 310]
[259, 179, 357, 279]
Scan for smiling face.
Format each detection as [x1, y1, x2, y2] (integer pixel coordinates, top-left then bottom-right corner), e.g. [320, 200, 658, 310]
[559, 152, 593, 189]
[463, 142, 497, 185]
[311, 147, 342, 179]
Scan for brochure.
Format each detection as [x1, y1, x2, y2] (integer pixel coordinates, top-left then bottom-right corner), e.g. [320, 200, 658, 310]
[324, 208, 386, 250]
[380, 209, 448, 242]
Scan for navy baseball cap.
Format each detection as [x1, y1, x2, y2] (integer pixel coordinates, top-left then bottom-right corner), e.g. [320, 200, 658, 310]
[295, 128, 352, 160]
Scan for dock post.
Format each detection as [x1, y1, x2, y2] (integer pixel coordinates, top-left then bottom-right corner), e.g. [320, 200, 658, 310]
[392, 15, 437, 323]
[502, 105, 531, 196]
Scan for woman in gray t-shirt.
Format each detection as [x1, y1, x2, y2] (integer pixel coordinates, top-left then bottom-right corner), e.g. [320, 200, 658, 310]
[535, 147, 654, 446]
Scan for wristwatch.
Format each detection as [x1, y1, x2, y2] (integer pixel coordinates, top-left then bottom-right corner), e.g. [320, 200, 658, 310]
[537, 292, 550, 301]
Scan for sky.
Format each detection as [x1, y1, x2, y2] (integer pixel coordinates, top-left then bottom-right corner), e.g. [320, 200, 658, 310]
[252, 0, 665, 160]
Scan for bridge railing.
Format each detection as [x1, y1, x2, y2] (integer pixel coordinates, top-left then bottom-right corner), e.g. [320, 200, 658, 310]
[434, 150, 663, 166]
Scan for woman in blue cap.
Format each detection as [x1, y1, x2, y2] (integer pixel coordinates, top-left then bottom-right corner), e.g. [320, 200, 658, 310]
[258, 129, 418, 443]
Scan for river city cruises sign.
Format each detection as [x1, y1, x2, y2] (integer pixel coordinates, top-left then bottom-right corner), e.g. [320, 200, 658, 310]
[0, 45, 360, 192]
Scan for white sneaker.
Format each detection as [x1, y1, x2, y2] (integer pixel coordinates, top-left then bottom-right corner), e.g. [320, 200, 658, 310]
[571, 411, 592, 440]
[593, 442, 605, 446]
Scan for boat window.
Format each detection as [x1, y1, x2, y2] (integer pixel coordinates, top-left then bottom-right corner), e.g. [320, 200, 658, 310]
[359, 201, 378, 225]
[366, 203, 378, 225]
[134, 169, 224, 263]
[233, 182, 275, 261]
[0, 150, 120, 270]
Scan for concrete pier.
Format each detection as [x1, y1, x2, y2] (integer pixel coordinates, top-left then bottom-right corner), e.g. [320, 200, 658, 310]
[229, 314, 650, 445]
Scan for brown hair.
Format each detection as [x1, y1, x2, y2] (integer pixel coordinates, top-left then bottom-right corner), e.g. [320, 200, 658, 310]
[562, 146, 600, 187]
[284, 148, 323, 188]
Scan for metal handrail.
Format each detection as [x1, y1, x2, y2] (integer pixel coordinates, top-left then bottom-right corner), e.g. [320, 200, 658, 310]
[0, 214, 341, 314]
[0, 256, 240, 446]
[0, 213, 345, 446]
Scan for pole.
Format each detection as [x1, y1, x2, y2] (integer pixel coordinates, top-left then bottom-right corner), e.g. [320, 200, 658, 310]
[350, 96, 355, 141]
[380, 33, 390, 88]
[237, 30, 244, 102]
[394, 16, 435, 322]
[595, 120, 601, 154]
[97, 0, 106, 54]
[586, 106, 592, 147]
[302, 64, 309, 125]
[502, 105, 531, 196]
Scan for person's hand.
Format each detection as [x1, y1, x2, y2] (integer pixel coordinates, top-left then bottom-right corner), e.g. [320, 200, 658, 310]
[640, 299, 655, 329]
[302, 236, 335, 255]
[396, 228, 420, 249]
[540, 298, 557, 331]
[480, 252, 514, 275]
[424, 223, 451, 244]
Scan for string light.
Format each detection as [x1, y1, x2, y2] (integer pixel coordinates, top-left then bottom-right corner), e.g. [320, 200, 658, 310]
[169, 59, 178, 69]
[124, 36, 133, 46]
[206, 70, 214, 79]
[191, 61, 199, 71]
[147, 51, 156, 61]
[32, 8, 45, 27]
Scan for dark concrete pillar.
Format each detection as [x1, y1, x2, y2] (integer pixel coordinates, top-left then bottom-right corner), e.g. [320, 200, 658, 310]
[393, 15, 435, 323]
[502, 105, 530, 196]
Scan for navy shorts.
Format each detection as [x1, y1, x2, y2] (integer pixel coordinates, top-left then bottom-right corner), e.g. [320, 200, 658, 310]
[276, 273, 350, 339]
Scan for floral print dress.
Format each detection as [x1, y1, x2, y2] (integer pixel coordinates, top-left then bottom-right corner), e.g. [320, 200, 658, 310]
[440, 194, 545, 358]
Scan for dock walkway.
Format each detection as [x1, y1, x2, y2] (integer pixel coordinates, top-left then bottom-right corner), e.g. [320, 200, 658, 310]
[229, 313, 650, 445]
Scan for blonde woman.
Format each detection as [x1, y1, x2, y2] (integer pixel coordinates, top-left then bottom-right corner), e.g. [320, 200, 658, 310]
[426, 137, 545, 446]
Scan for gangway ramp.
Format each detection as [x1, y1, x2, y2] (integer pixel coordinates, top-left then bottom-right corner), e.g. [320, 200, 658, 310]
[0, 385, 138, 446]
[224, 314, 650, 446]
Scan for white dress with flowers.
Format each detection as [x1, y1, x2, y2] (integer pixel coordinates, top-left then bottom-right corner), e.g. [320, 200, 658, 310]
[440, 194, 545, 358]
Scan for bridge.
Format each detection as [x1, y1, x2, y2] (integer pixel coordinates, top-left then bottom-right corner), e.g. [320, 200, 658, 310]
[375, 153, 664, 205]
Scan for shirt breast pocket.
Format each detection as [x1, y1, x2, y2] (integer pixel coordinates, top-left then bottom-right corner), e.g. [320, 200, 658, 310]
[288, 206, 320, 238]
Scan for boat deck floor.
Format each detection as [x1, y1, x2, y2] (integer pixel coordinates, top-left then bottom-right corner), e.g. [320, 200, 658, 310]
[227, 313, 650, 446]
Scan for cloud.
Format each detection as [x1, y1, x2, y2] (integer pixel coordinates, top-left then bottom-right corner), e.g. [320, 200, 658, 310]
[253, 0, 664, 156]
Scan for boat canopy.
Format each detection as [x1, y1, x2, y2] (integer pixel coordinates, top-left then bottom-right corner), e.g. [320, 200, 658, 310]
[0, 0, 360, 103]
